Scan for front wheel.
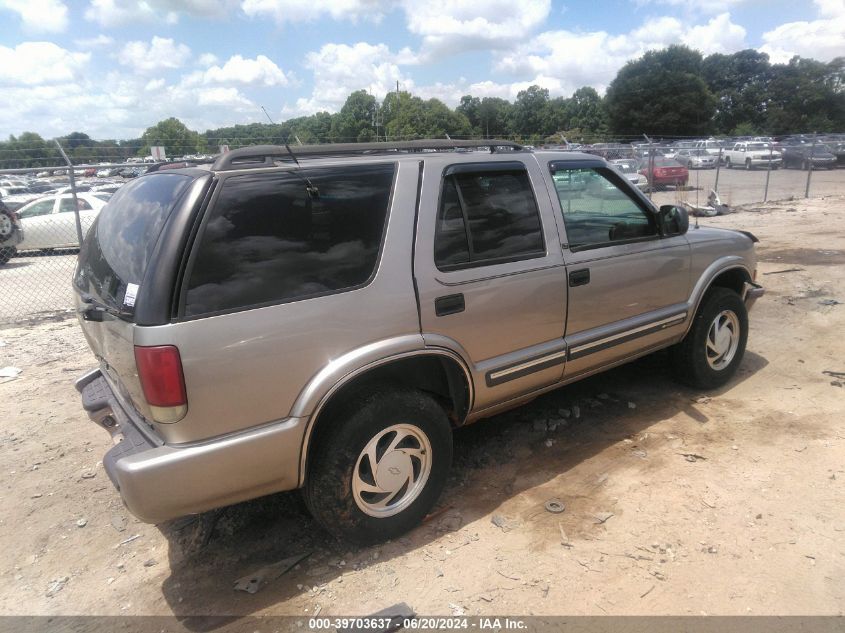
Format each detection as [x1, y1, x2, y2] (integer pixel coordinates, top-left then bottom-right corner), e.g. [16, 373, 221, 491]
[745, 159, 752, 170]
[304, 386, 453, 544]
[671, 287, 748, 389]
[725, 158, 732, 169]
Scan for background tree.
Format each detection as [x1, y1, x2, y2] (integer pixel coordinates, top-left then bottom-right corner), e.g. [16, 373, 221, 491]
[606, 45, 715, 137]
[457, 95, 482, 134]
[765, 56, 845, 134]
[140, 117, 204, 157]
[566, 87, 608, 135]
[510, 85, 551, 140]
[330, 91, 377, 142]
[477, 97, 512, 138]
[702, 50, 771, 135]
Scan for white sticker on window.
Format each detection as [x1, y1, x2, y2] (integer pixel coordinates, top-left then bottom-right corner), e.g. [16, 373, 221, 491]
[124, 283, 139, 308]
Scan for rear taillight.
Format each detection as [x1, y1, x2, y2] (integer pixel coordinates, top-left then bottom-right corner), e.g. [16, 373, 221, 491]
[134, 345, 187, 423]
[654, 168, 665, 177]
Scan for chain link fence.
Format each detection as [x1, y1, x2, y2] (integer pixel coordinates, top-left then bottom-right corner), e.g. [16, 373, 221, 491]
[1, 135, 844, 324]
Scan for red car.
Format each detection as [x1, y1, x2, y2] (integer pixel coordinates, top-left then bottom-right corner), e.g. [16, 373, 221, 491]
[639, 158, 688, 188]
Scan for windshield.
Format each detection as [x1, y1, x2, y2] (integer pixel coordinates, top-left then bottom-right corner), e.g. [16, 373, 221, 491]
[74, 173, 193, 314]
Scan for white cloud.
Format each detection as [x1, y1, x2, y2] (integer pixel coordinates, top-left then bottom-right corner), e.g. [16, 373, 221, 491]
[202, 55, 289, 87]
[144, 78, 166, 91]
[74, 34, 115, 49]
[1, 0, 69, 33]
[758, 0, 845, 63]
[197, 87, 254, 107]
[682, 12, 747, 55]
[118, 37, 192, 73]
[197, 52, 219, 66]
[632, 0, 750, 16]
[84, 0, 238, 27]
[496, 13, 747, 96]
[284, 42, 410, 116]
[0, 42, 89, 86]
[241, 0, 388, 24]
[402, 0, 550, 60]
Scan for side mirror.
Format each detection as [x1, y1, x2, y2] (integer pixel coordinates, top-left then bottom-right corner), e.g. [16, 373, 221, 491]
[659, 204, 689, 236]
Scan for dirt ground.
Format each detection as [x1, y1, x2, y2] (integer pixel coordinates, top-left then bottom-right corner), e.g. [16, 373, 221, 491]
[1, 195, 844, 619]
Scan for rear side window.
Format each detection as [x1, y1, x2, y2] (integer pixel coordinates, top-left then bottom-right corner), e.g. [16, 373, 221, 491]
[74, 174, 193, 311]
[434, 164, 545, 271]
[183, 163, 395, 317]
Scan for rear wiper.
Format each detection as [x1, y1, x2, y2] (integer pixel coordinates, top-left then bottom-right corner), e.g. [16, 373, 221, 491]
[79, 293, 132, 320]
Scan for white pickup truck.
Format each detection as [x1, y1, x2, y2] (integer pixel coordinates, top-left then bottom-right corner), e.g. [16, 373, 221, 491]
[724, 141, 782, 170]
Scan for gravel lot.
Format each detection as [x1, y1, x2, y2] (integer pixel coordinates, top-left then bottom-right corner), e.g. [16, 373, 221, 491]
[0, 194, 844, 619]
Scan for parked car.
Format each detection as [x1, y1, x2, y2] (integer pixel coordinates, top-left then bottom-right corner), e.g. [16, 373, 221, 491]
[724, 142, 782, 170]
[16, 193, 108, 252]
[781, 143, 838, 170]
[692, 138, 727, 162]
[675, 149, 717, 169]
[639, 157, 689, 188]
[0, 199, 24, 264]
[73, 140, 763, 544]
[0, 186, 41, 210]
[610, 158, 649, 190]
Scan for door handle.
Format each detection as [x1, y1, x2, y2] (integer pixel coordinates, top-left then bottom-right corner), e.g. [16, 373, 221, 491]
[435, 293, 465, 316]
[569, 268, 590, 287]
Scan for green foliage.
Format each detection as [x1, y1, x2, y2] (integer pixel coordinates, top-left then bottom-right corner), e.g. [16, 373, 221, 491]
[140, 117, 205, 157]
[606, 45, 716, 136]
[2, 47, 843, 172]
[764, 56, 845, 134]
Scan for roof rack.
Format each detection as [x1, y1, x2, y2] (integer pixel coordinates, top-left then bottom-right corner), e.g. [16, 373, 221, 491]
[211, 139, 525, 171]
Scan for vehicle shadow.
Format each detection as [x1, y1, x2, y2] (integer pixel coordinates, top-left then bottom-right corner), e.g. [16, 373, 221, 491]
[159, 349, 768, 626]
[0, 260, 32, 269]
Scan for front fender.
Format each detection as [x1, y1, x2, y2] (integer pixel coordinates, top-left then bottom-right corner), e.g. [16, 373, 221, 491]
[684, 256, 752, 335]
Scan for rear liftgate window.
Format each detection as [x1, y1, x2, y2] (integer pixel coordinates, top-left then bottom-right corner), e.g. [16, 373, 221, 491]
[184, 163, 395, 316]
[74, 173, 194, 313]
[434, 164, 545, 270]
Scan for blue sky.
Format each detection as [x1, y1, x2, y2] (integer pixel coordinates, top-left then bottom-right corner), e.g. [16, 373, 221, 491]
[0, 0, 843, 139]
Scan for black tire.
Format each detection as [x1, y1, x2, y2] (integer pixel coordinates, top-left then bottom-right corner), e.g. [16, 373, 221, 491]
[671, 287, 748, 389]
[304, 386, 452, 544]
[0, 247, 14, 264]
[745, 159, 752, 170]
[725, 157, 732, 169]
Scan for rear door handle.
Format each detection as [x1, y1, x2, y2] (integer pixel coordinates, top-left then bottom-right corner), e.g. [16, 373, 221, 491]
[435, 293, 465, 316]
[569, 268, 590, 287]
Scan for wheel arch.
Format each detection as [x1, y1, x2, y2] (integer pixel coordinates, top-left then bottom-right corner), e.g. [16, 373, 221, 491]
[296, 348, 473, 485]
[684, 259, 752, 336]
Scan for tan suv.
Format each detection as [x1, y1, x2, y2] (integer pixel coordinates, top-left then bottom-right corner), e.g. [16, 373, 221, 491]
[74, 140, 763, 543]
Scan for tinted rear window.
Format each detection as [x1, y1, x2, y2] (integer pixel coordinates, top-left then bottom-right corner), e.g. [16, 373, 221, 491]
[434, 166, 545, 271]
[183, 163, 395, 317]
[74, 174, 193, 311]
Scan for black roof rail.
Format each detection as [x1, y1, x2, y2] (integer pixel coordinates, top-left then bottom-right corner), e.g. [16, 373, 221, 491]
[146, 157, 220, 173]
[211, 139, 525, 171]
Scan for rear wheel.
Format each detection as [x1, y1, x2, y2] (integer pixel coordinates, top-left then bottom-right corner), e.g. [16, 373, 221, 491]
[0, 247, 14, 264]
[671, 287, 748, 389]
[304, 386, 452, 544]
